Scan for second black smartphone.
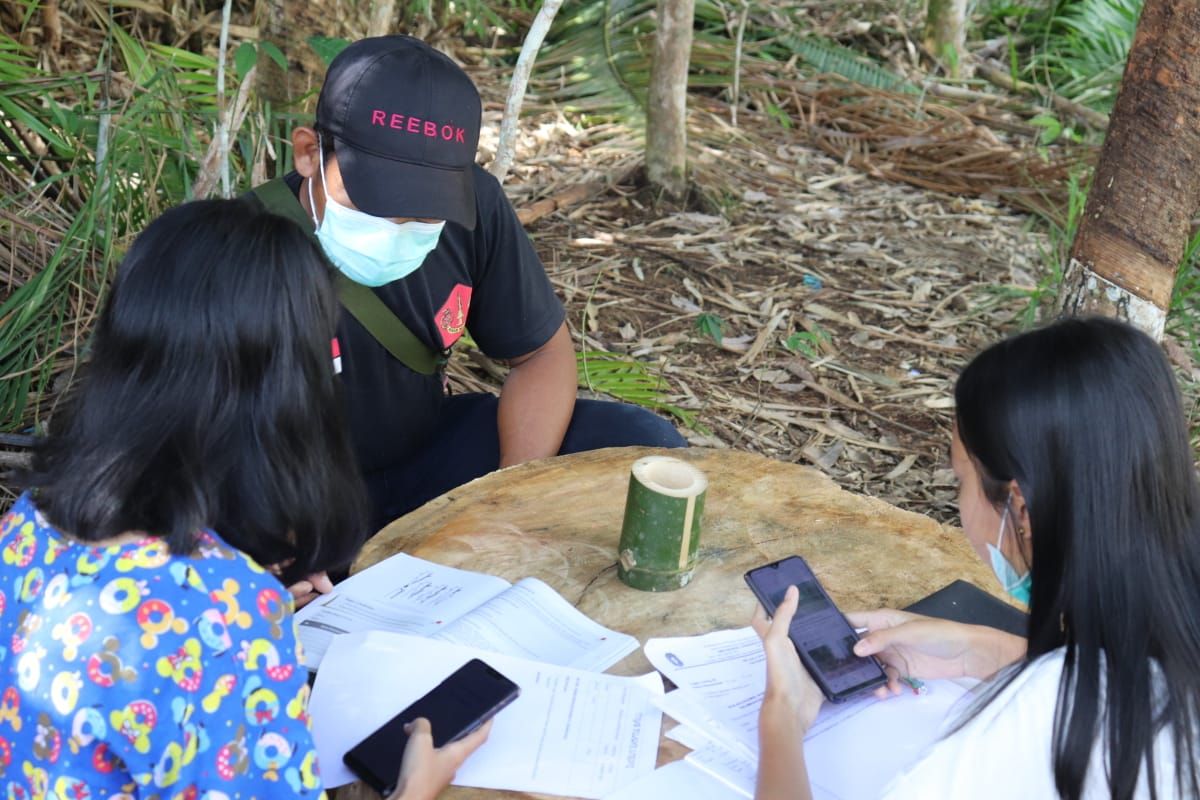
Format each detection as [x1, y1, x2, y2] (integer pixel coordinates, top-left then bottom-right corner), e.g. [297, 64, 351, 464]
[745, 555, 887, 702]
[343, 658, 520, 795]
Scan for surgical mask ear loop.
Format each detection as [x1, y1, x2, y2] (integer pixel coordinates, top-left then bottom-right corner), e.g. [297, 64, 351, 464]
[997, 491, 1012, 552]
[306, 133, 328, 229]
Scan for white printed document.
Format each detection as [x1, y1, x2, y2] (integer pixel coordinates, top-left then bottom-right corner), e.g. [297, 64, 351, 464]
[294, 553, 638, 671]
[642, 627, 976, 799]
[309, 631, 663, 798]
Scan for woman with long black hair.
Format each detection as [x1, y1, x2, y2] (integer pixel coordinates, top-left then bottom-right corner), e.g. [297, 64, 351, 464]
[754, 317, 1200, 799]
[0, 200, 485, 798]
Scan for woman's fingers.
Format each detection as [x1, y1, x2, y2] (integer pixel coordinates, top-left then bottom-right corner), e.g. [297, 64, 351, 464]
[751, 602, 770, 638]
[846, 608, 917, 631]
[881, 663, 904, 697]
[752, 585, 799, 641]
[769, 586, 800, 637]
[852, 623, 906, 658]
[446, 718, 493, 760]
[309, 571, 335, 594]
[403, 717, 433, 740]
[287, 580, 314, 599]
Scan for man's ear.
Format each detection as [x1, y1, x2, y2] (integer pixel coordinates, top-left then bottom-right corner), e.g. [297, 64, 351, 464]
[292, 127, 320, 178]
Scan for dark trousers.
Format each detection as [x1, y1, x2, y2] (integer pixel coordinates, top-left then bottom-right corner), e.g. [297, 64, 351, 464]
[363, 393, 687, 532]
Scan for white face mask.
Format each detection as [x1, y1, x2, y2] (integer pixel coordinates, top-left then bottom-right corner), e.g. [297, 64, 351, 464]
[988, 494, 1032, 605]
[308, 136, 445, 287]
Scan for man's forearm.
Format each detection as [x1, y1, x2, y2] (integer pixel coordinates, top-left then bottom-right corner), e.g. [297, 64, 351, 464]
[496, 323, 577, 467]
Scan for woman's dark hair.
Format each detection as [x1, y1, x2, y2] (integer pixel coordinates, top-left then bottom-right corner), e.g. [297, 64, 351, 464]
[24, 199, 367, 585]
[954, 316, 1200, 799]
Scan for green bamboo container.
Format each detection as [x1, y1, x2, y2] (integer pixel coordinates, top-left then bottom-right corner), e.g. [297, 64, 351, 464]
[617, 455, 708, 591]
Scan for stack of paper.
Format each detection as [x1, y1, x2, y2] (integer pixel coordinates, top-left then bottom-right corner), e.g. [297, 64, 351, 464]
[310, 631, 664, 798]
[617, 627, 977, 800]
[301, 555, 659, 798]
[295, 553, 639, 671]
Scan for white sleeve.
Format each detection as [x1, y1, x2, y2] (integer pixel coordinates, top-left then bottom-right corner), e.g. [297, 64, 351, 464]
[881, 653, 1064, 800]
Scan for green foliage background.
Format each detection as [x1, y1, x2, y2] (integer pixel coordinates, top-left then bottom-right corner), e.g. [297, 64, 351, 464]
[4, 0, 1199, 442]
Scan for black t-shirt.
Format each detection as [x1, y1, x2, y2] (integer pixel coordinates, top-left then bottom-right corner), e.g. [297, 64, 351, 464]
[253, 165, 564, 475]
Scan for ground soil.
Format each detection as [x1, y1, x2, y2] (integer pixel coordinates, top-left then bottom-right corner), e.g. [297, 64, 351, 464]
[452, 99, 1050, 525]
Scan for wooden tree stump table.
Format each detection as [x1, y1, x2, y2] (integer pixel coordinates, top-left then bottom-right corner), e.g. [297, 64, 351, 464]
[336, 446, 1001, 800]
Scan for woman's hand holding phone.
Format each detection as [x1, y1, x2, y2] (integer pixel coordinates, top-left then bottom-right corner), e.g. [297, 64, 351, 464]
[752, 586, 822, 800]
[848, 609, 1028, 697]
[752, 586, 824, 734]
[387, 717, 493, 800]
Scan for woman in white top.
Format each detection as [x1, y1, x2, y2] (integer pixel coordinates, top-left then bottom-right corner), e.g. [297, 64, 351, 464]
[753, 316, 1200, 799]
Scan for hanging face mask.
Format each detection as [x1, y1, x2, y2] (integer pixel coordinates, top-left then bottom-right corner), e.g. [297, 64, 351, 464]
[308, 135, 446, 287]
[987, 495, 1032, 605]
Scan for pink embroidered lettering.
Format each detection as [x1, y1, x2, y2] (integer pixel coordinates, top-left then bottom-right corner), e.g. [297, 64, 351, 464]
[372, 110, 470, 147]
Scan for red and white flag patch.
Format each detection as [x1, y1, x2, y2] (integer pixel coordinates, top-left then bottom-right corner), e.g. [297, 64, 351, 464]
[435, 283, 473, 348]
[331, 337, 343, 374]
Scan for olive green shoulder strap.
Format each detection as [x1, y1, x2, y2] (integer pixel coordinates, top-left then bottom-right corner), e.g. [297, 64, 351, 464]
[249, 180, 445, 376]
[334, 274, 445, 375]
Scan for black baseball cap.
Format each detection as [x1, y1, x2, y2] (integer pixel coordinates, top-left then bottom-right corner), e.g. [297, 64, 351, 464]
[316, 36, 482, 229]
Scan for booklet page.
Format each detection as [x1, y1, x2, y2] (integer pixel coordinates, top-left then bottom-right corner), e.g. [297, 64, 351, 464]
[294, 553, 509, 668]
[309, 631, 663, 798]
[435, 577, 638, 672]
[644, 627, 976, 799]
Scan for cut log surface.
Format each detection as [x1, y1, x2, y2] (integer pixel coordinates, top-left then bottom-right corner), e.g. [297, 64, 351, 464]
[338, 446, 1004, 800]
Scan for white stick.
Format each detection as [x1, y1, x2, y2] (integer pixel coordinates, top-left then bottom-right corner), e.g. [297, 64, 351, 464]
[730, 1, 749, 127]
[193, 66, 257, 200]
[215, 0, 234, 197]
[490, 0, 566, 184]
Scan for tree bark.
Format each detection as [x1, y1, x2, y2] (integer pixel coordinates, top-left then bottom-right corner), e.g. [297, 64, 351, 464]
[1058, 0, 1200, 341]
[490, 0, 566, 184]
[255, 0, 291, 111]
[924, 0, 968, 78]
[367, 0, 397, 37]
[645, 0, 695, 200]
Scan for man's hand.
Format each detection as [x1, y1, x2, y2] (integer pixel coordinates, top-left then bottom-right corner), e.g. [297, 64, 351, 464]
[387, 717, 492, 800]
[496, 322, 577, 467]
[287, 571, 334, 610]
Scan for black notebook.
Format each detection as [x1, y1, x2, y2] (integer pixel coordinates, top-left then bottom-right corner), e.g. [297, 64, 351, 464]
[903, 579, 1027, 637]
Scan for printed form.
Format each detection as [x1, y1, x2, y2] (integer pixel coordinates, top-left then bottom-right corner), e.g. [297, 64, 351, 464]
[309, 631, 663, 798]
[294, 553, 638, 671]
[635, 627, 976, 800]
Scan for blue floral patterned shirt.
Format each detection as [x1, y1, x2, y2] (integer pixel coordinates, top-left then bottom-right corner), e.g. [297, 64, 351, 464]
[0, 492, 327, 799]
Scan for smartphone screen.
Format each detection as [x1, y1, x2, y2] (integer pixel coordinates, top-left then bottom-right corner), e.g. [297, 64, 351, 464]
[343, 658, 520, 794]
[745, 555, 886, 701]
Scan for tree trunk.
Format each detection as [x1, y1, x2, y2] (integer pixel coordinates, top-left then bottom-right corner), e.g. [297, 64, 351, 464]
[645, 0, 695, 200]
[1057, 0, 1200, 341]
[255, 0, 291, 110]
[924, 0, 967, 78]
[367, 0, 397, 37]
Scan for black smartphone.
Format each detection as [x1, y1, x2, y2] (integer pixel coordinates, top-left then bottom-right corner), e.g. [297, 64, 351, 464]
[744, 555, 887, 703]
[343, 658, 520, 795]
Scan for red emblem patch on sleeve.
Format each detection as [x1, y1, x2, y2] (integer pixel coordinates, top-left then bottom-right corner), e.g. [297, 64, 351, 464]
[435, 283, 473, 348]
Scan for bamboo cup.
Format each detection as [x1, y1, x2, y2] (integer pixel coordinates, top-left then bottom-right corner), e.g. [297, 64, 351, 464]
[616, 455, 708, 591]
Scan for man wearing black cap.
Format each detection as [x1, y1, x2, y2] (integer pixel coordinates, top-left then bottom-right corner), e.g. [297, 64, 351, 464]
[249, 36, 686, 580]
